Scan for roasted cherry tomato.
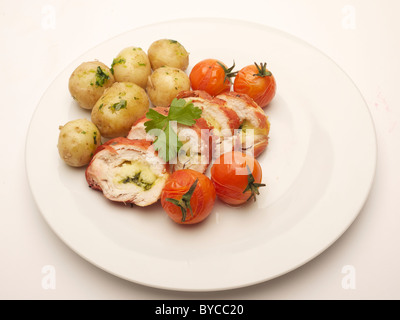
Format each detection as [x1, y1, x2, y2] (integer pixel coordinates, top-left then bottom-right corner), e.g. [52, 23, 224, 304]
[189, 59, 236, 96]
[161, 169, 216, 224]
[211, 151, 266, 205]
[233, 62, 276, 107]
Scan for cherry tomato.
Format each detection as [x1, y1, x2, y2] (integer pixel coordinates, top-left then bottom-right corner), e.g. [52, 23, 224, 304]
[161, 169, 216, 224]
[210, 151, 265, 205]
[189, 59, 236, 96]
[233, 62, 276, 107]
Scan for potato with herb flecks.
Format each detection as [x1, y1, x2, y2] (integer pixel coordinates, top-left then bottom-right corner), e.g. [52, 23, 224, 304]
[111, 47, 151, 89]
[148, 39, 189, 71]
[91, 82, 149, 138]
[58, 119, 101, 167]
[68, 61, 115, 110]
[146, 66, 190, 107]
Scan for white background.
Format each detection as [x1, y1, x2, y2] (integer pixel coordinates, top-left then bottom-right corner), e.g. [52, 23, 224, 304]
[1, 0, 399, 299]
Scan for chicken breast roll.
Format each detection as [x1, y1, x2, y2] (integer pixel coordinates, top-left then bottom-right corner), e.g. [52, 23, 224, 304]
[127, 107, 212, 174]
[127, 107, 169, 142]
[171, 116, 211, 174]
[86, 137, 169, 207]
[176, 90, 241, 159]
[216, 92, 270, 158]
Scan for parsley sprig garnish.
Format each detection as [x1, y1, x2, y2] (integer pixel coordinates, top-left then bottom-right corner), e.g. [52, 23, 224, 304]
[144, 98, 202, 162]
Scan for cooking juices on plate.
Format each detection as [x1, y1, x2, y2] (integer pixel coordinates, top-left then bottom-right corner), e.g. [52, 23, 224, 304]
[57, 38, 276, 225]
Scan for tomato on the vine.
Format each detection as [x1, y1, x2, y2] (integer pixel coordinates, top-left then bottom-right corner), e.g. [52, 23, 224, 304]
[189, 59, 236, 96]
[161, 169, 216, 224]
[233, 62, 276, 107]
[211, 151, 266, 206]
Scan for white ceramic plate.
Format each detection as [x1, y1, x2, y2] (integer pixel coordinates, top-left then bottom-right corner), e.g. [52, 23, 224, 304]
[26, 18, 376, 291]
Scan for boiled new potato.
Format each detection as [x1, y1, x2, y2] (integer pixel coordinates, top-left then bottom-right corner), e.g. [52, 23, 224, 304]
[111, 47, 151, 88]
[58, 119, 101, 167]
[146, 66, 190, 107]
[148, 39, 189, 71]
[68, 61, 115, 110]
[91, 82, 149, 138]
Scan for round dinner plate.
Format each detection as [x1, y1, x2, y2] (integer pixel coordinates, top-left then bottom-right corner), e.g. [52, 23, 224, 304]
[26, 18, 376, 291]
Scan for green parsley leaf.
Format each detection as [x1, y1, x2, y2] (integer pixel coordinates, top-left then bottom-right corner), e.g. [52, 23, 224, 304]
[110, 57, 126, 74]
[152, 124, 183, 163]
[95, 66, 109, 87]
[168, 99, 202, 126]
[109, 99, 127, 113]
[144, 109, 168, 132]
[144, 99, 202, 162]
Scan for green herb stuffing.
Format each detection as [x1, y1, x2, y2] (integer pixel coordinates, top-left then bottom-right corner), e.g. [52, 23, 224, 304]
[120, 172, 153, 190]
[144, 98, 202, 162]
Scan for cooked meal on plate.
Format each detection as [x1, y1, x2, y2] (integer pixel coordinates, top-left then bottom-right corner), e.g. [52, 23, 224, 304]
[58, 38, 276, 225]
